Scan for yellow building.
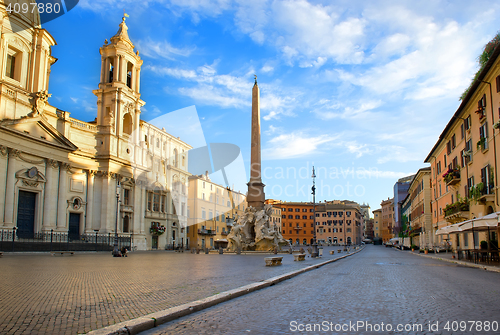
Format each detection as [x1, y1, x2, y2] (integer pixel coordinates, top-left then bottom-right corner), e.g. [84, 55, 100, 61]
[187, 173, 246, 250]
[406, 168, 432, 248]
[425, 35, 500, 251]
[373, 209, 382, 239]
[380, 198, 394, 242]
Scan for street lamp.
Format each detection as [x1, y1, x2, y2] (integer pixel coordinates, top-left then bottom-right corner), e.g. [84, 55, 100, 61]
[112, 183, 121, 257]
[311, 166, 318, 257]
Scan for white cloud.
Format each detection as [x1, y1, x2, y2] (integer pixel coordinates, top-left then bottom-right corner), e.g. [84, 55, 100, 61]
[312, 100, 382, 120]
[263, 132, 337, 160]
[135, 39, 194, 60]
[261, 64, 274, 73]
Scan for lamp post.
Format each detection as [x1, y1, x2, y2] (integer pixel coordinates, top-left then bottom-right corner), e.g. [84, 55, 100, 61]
[311, 166, 318, 257]
[112, 183, 121, 257]
[343, 207, 347, 251]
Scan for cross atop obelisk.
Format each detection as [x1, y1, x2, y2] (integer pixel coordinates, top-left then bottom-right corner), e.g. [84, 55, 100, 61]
[247, 75, 265, 209]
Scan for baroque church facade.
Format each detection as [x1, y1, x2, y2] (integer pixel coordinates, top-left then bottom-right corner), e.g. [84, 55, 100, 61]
[0, 6, 190, 250]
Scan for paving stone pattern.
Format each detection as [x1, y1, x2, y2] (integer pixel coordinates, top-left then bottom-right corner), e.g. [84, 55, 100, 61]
[0, 248, 348, 334]
[145, 245, 500, 335]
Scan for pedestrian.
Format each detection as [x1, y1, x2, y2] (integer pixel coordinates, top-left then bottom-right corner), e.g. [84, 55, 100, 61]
[121, 246, 127, 257]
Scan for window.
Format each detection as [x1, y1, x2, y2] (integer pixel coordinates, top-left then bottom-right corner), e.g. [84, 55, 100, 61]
[452, 156, 458, 169]
[288, 208, 293, 212]
[282, 215, 286, 219]
[465, 139, 473, 163]
[6, 53, 15, 79]
[295, 215, 300, 219]
[464, 116, 471, 131]
[302, 208, 307, 212]
[209, 210, 213, 220]
[467, 176, 474, 198]
[153, 189, 160, 212]
[302, 215, 307, 219]
[295, 208, 300, 212]
[481, 165, 492, 194]
[123, 189, 130, 206]
[460, 123, 464, 139]
[147, 192, 152, 211]
[447, 140, 451, 155]
[202, 208, 206, 220]
[436, 161, 442, 174]
[451, 134, 456, 149]
[288, 215, 293, 219]
[161, 195, 166, 212]
[496, 75, 500, 93]
[479, 123, 489, 150]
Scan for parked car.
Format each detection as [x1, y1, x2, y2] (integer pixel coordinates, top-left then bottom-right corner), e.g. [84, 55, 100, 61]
[385, 241, 393, 248]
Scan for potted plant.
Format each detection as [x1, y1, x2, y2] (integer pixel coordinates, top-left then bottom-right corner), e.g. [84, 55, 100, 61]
[150, 225, 166, 235]
[424, 247, 429, 254]
[411, 244, 416, 252]
[477, 137, 487, 150]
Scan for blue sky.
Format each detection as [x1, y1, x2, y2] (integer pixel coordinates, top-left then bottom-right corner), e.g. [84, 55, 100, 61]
[44, 0, 500, 215]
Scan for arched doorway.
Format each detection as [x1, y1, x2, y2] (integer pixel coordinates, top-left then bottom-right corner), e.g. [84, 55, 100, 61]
[487, 206, 494, 214]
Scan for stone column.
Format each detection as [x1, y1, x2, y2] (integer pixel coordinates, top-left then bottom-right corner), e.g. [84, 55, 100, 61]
[140, 182, 146, 234]
[100, 172, 110, 232]
[100, 56, 106, 84]
[135, 67, 140, 92]
[56, 162, 69, 231]
[134, 109, 141, 145]
[86, 170, 95, 233]
[105, 58, 111, 82]
[4, 149, 19, 226]
[113, 56, 119, 82]
[42, 159, 59, 231]
[246, 77, 265, 209]
[0, 146, 8, 226]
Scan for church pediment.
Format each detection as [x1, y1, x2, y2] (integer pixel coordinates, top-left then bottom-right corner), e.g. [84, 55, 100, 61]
[0, 114, 78, 152]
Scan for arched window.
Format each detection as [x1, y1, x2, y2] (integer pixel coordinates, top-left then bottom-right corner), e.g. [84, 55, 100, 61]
[123, 113, 132, 135]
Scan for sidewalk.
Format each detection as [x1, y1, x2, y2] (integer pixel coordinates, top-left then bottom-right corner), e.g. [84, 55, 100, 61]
[0, 246, 361, 335]
[402, 248, 500, 273]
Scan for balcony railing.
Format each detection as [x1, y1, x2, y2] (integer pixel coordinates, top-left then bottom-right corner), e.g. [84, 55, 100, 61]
[198, 229, 216, 235]
[443, 169, 460, 186]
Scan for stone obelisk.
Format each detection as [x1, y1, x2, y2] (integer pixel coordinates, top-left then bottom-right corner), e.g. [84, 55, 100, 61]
[247, 75, 265, 209]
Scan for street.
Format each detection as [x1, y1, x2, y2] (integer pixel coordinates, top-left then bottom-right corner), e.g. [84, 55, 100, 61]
[143, 245, 500, 335]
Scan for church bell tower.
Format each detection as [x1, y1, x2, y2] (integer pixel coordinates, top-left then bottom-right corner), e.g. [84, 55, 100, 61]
[93, 15, 145, 158]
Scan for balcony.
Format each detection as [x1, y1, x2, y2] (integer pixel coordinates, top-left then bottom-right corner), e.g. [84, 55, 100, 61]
[198, 229, 216, 236]
[478, 185, 495, 203]
[443, 169, 460, 187]
[293, 226, 303, 231]
[221, 231, 229, 236]
[444, 200, 469, 223]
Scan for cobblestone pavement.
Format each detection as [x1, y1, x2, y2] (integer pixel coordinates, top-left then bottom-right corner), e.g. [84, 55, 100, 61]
[0, 247, 351, 334]
[145, 245, 500, 335]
